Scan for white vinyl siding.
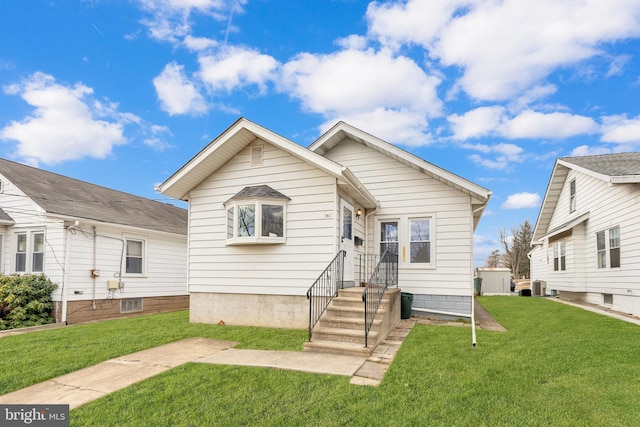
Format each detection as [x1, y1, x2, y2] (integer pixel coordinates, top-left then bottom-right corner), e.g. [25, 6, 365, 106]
[322, 139, 474, 296]
[187, 140, 338, 295]
[534, 167, 640, 316]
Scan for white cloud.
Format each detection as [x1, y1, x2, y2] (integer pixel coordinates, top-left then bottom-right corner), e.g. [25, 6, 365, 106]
[367, 0, 640, 101]
[184, 35, 218, 51]
[320, 108, 432, 147]
[0, 73, 129, 166]
[153, 62, 207, 115]
[198, 46, 278, 93]
[449, 106, 506, 140]
[450, 108, 598, 140]
[502, 192, 541, 209]
[136, 0, 245, 45]
[501, 110, 599, 139]
[281, 48, 442, 118]
[570, 145, 612, 156]
[468, 143, 524, 170]
[601, 114, 640, 143]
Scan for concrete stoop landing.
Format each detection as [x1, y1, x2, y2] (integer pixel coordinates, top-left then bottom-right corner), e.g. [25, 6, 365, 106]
[303, 287, 401, 358]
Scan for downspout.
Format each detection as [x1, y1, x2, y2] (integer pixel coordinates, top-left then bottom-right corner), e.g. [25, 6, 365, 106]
[92, 226, 97, 310]
[61, 226, 72, 324]
[470, 204, 486, 348]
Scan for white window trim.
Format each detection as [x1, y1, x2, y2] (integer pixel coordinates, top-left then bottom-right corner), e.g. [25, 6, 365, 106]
[569, 179, 576, 213]
[376, 215, 436, 269]
[123, 235, 148, 277]
[225, 199, 287, 245]
[13, 229, 45, 274]
[596, 227, 620, 269]
[552, 241, 566, 272]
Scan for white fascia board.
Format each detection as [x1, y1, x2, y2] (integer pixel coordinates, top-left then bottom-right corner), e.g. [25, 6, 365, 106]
[312, 122, 490, 202]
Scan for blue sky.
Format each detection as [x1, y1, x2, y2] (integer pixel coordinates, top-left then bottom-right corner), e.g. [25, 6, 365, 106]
[2, 0, 640, 266]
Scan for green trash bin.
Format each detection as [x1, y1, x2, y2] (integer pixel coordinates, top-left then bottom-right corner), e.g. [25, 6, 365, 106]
[474, 277, 482, 296]
[401, 292, 413, 319]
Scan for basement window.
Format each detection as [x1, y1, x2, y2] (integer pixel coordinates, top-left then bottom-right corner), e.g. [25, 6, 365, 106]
[603, 293, 613, 305]
[121, 298, 142, 313]
[225, 185, 290, 245]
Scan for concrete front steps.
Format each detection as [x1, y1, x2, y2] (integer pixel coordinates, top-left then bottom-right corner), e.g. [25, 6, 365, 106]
[303, 287, 400, 357]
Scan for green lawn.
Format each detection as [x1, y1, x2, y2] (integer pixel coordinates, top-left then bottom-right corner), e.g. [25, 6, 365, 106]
[3, 298, 640, 426]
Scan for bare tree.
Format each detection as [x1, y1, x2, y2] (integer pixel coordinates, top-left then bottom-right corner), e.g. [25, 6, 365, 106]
[500, 219, 534, 279]
[484, 249, 502, 268]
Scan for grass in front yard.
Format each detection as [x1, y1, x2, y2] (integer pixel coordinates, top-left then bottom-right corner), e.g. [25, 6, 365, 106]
[69, 297, 640, 426]
[0, 310, 306, 394]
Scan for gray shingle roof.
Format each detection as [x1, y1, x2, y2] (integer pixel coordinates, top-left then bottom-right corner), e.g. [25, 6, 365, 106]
[0, 158, 187, 235]
[0, 207, 14, 224]
[560, 152, 640, 177]
[227, 185, 291, 202]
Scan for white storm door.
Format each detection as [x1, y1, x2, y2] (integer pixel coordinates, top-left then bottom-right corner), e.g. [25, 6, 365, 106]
[340, 199, 355, 282]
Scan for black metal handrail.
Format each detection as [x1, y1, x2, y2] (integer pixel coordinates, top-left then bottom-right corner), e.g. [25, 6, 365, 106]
[306, 251, 346, 341]
[362, 251, 398, 347]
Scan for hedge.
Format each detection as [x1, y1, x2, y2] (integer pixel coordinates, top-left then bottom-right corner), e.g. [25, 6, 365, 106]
[0, 274, 58, 330]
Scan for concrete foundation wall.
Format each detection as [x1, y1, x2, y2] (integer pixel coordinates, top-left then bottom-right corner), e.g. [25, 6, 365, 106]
[190, 292, 308, 329]
[411, 294, 471, 318]
[55, 295, 189, 325]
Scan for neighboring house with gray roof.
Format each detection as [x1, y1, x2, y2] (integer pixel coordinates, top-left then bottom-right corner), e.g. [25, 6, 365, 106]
[0, 158, 189, 324]
[530, 152, 640, 317]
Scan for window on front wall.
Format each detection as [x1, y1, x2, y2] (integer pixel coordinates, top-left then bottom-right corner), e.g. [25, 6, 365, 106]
[410, 218, 431, 263]
[597, 227, 620, 269]
[126, 239, 144, 274]
[380, 221, 398, 255]
[553, 241, 566, 271]
[226, 201, 286, 243]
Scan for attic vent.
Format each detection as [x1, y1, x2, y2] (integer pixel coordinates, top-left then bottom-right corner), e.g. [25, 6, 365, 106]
[250, 146, 264, 167]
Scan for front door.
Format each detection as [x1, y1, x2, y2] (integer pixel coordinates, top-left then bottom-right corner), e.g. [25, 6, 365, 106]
[340, 199, 355, 283]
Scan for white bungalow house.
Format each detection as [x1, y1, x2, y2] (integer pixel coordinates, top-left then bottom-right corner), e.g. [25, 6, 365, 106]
[159, 118, 491, 335]
[530, 152, 640, 317]
[0, 158, 189, 324]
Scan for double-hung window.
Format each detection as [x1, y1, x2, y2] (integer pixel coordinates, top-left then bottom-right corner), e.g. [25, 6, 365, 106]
[380, 221, 398, 255]
[225, 185, 289, 244]
[553, 241, 566, 271]
[14, 231, 45, 273]
[569, 179, 576, 212]
[597, 227, 620, 268]
[410, 218, 431, 264]
[125, 238, 145, 275]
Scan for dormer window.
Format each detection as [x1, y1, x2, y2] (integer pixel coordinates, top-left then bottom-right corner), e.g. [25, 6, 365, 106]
[225, 185, 289, 245]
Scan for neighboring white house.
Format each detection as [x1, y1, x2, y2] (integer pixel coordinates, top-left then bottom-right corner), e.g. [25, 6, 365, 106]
[0, 158, 189, 324]
[531, 152, 640, 317]
[159, 118, 491, 328]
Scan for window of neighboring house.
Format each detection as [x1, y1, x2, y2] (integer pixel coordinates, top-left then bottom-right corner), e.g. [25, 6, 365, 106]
[120, 298, 143, 313]
[380, 221, 399, 256]
[14, 231, 44, 273]
[125, 239, 144, 275]
[32, 232, 44, 272]
[597, 227, 620, 268]
[410, 218, 431, 263]
[553, 241, 566, 271]
[15, 233, 27, 272]
[569, 179, 576, 212]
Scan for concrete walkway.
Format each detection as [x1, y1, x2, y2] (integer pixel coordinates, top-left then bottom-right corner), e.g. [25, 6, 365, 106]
[0, 320, 417, 409]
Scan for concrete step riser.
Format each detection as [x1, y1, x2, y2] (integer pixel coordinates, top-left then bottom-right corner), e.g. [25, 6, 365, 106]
[317, 318, 381, 330]
[312, 331, 377, 345]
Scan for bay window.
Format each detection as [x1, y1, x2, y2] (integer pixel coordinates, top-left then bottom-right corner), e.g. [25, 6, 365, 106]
[225, 185, 289, 244]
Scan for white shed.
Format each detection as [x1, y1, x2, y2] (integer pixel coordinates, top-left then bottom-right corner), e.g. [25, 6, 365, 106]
[476, 268, 512, 295]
